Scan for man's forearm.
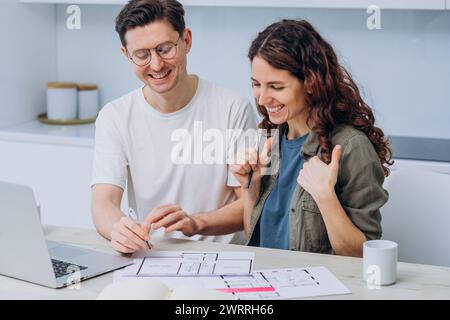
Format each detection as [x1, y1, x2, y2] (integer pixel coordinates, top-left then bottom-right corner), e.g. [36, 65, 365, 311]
[191, 198, 244, 236]
[92, 202, 125, 241]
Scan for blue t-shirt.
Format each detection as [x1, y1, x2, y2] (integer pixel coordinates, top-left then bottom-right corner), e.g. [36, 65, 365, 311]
[258, 127, 308, 250]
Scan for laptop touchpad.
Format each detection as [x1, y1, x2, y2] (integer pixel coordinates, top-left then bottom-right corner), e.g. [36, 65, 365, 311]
[49, 245, 88, 260]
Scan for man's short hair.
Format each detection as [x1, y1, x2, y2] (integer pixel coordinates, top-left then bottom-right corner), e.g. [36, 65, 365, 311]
[115, 0, 185, 47]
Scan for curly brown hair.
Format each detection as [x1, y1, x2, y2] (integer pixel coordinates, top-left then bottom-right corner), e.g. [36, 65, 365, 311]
[248, 19, 393, 176]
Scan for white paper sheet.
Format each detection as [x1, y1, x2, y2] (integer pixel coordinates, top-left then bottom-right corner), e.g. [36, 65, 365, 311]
[114, 265, 351, 299]
[119, 251, 254, 276]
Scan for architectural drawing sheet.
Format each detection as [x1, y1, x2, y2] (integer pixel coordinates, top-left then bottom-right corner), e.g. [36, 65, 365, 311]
[220, 267, 352, 299]
[115, 266, 351, 299]
[121, 251, 254, 276]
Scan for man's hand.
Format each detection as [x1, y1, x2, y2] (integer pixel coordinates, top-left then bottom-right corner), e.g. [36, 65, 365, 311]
[110, 216, 150, 254]
[143, 204, 199, 237]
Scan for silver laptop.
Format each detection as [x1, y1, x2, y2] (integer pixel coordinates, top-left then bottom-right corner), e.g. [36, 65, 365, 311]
[0, 181, 132, 288]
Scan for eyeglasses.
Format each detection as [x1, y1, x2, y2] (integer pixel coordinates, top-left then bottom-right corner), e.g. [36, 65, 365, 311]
[128, 35, 181, 67]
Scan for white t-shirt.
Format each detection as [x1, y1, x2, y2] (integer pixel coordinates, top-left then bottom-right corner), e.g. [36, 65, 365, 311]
[91, 78, 257, 243]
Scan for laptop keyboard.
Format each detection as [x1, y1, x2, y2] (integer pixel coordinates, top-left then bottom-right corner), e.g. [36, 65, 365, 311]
[51, 259, 88, 278]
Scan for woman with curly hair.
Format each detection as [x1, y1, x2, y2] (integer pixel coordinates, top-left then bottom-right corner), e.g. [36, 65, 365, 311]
[231, 19, 393, 257]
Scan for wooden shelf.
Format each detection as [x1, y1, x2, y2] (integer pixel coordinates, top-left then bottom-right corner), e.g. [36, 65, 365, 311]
[19, 0, 447, 10]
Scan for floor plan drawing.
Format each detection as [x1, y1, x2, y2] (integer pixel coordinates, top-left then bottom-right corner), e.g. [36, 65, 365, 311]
[124, 251, 255, 276]
[219, 268, 323, 299]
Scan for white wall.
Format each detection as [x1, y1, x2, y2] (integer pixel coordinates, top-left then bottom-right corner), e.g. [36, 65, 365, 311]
[0, 4, 448, 137]
[55, 5, 450, 139]
[0, 1, 57, 128]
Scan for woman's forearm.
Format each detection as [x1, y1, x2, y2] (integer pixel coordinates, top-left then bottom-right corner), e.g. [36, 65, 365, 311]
[315, 191, 367, 257]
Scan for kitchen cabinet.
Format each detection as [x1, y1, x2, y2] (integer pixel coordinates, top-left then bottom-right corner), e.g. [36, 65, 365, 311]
[0, 140, 96, 229]
[19, 0, 447, 10]
[391, 159, 450, 175]
[389, 136, 450, 163]
[0, 122, 128, 230]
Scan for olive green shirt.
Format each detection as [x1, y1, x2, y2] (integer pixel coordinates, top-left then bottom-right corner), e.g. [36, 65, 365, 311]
[247, 125, 388, 254]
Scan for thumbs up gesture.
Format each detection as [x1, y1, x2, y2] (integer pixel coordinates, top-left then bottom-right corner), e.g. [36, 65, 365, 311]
[297, 145, 342, 201]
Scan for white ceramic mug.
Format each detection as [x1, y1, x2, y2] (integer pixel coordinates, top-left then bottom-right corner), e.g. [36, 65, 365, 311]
[363, 240, 398, 286]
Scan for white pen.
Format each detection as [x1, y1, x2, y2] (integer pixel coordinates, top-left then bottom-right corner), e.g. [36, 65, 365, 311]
[127, 208, 153, 250]
[247, 132, 261, 188]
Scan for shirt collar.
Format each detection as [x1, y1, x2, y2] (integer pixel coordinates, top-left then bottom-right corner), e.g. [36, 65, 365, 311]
[272, 124, 320, 159]
[300, 130, 321, 158]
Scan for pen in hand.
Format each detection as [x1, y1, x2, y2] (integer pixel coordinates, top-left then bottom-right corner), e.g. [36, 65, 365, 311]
[246, 135, 272, 189]
[246, 134, 259, 189]
[247, 170, 253, 188]
[127, 208, 153, 250]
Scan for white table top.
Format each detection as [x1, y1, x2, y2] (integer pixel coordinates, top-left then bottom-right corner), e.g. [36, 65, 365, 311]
[1, 225, 450, 300]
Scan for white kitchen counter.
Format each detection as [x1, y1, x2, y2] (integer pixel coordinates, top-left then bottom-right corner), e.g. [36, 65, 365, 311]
[0, 119, 95, 147]
[1, 120, 449, 174]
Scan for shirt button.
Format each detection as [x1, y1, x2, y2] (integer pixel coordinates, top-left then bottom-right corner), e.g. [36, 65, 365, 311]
[291, 208, 295, 213]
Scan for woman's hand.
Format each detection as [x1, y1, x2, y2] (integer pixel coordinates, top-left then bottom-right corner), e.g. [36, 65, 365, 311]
[230, 138, 272, 190]
[231, 137, 272, 237]
[297, 145, 342, 202]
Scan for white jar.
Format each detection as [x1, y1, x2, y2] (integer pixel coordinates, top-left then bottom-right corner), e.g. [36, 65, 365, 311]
[77, 84, 99, 119]
[46, 82, 78, 120]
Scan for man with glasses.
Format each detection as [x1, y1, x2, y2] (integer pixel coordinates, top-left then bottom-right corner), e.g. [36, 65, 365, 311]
[91, 0, 256, 253]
